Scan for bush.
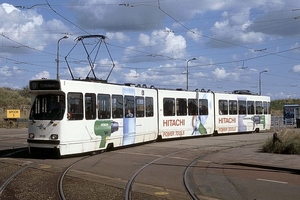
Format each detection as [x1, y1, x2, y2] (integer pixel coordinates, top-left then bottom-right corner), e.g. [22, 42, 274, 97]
[262, 129, 300, 154]
[0, 87, 31, 119]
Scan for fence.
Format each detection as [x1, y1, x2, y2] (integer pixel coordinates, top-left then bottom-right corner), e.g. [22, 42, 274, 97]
[271, 116, 299, 132]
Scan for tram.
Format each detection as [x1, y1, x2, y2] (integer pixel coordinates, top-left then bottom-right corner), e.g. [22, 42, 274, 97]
[27, 35, 271, 156]
[27, 79, 271, 156]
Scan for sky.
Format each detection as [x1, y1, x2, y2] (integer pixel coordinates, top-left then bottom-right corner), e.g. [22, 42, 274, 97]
[1, 0, 300, 100]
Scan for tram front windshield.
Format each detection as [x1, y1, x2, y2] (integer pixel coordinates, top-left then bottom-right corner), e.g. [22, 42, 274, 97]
[29, 94, 65, 120]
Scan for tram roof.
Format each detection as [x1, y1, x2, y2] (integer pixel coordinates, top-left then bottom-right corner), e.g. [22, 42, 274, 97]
[75, 35, 106, 41]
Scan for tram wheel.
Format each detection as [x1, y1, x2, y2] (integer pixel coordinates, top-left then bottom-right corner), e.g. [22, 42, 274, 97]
[106, 143, 114, 151]
[213, 130, 218, 136]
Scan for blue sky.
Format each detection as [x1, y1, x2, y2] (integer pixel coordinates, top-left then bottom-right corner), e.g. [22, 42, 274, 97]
[1, 0, 300, 100]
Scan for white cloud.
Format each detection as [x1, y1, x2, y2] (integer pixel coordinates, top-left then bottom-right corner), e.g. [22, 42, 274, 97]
[192, 72, 206, 79]
[121, 28, 187, 63]
[69, 0, 164, 31]
[163, 32, 186, 58]
[292, 65, 300, 73]
[96, 58, 119, 80]
[248, 8, 300, 36]
[12, 66, 22, 74]
[68, 0, 254, 32]
[213, 67, 228, 79]
[32, 71, 50, 79]
[187, 28, 202, 43]
[290, 42, 300, 53]
[209, 8, 265, 48]
[123, 69, 140, 82]
[0, 65, 23, 77]
[67, 0, 300, 49]
[196, 56, 213, 68]
[0, 64, 26, 88]
[67, 58, 119, 81]
[142, 29, 186, 57]
[0, 65, 12, 77]
[2, 3, 19, 13]
[0, 3, 70, 53]
[106, 32, 130, 43]
[72, 65, 94, 79]
[2, 0, 300, 99]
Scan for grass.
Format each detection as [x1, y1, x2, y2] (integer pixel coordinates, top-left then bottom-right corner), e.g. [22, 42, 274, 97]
[262, 128, 300, 154]
[0, 87, 30, 119]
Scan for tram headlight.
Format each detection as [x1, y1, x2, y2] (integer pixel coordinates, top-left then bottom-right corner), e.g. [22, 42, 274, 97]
[50, 134, 58, 140]
[29, 133, 35, 139]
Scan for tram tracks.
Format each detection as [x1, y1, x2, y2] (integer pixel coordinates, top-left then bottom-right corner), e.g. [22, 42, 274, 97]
[0, 162, 33, 195]
[123, 140, 265, 200]
[1, 148, 27, 157]
[0, 149, 118, 200]
[0, 149, 94, 200]
[0, 135, 270, 200]
[123, 147, 210, 200]
[57, 156, 91, 200]
[125, 148, 191, 200]
[0, 147, 123, 200]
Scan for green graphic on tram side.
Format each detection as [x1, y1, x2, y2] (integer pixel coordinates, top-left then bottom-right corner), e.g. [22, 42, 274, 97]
[192, 116, 207, 135]
[253, 115, 266, 129]
[94, 120, 119, 148]
[198, 122, 207, 134]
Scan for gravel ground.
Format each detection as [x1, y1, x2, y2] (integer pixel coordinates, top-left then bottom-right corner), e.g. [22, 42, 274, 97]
[0, 162, 169, 200]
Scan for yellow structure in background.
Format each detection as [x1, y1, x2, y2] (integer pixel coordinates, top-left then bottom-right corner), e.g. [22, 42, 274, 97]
[6, 110, 21, 119]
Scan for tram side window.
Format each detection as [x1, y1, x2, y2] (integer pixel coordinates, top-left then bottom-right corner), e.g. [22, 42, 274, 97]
[85, 93, 96, 120]
[146, 97, 154, 117]
[125, 95, 134, 118]
[176, 98, 187, 116]
[136, 96, 144, 117]
[199, 99, 208, 115]
[247, 101, 255, 114]
[68, 93, 83, 120]
[164, 98, 175, 116]
[256, 101, 263, 114]
[238, 100, 246, 114]
[112, 95, 123, 118]
[229, 100, 237, 115]
[263, 101, 270, 114]
[98, 94, 111, 119]
[219, 100, 228, 115]
[188, 99, 197, 115]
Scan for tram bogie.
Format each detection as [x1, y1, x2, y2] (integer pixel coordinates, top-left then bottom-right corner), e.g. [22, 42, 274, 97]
[27, 79, 271, 156]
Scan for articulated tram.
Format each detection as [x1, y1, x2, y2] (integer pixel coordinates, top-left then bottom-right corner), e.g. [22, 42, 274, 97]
[27, 79, 271, 156]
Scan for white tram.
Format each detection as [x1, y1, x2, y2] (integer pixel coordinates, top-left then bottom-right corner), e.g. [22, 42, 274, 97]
[27, 79, 271, 156]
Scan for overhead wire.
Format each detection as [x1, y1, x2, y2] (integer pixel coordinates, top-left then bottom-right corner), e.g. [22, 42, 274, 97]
[0, 33, 55, 56]
[2, 1, 300, 91]
[117, 0, 300, 71]
[4, 1, 298, 69]
[45, 0, 91, 35]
